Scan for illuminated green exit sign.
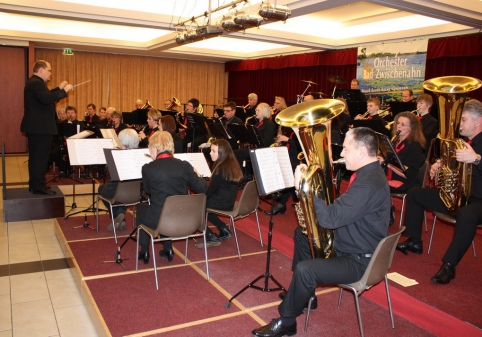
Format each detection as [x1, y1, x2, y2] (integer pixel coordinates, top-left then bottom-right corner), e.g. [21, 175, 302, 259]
[63, 48, 73, 55]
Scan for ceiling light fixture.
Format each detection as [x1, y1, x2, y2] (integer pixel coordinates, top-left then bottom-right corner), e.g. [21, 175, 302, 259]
[234, 12, 264, 28]
[258, 3, 291, 22]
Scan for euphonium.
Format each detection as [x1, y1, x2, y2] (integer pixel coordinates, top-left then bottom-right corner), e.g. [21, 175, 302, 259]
[197, 103, 204, 114]
[423, 76, 482, 213]
[141, 100, 152, 109]
[276, 99, 345, 258]
[165, 97, 181, 110]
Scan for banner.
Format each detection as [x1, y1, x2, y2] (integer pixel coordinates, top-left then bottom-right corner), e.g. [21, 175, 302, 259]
[356, 40, 428, 102]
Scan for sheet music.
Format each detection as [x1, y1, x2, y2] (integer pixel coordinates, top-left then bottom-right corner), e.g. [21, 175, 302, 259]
[66, 138, 114, 165]
[250, 147, 294, 195]
[174, 153, 211, 177]
[68, 130, 93, 139]
[111, 148, 151, 180]
[100, 128, 121, 149]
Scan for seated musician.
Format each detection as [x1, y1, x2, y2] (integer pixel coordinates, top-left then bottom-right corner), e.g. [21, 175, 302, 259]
[182, 98, 208, 152]
[159, 115, 183, 154]
[98, 129, 139, 231]
[417, 93, 439, 154]
[65, 106, 85, 130]
[252, 127, 390, 337]
[136, 131, 208, 264]
[397, 100, 482, 284]
[235, 103, 277, 182]
[83, 103, 100, 127]
[244, 93, 258, 125]
[196, 139, 244, 247]
[402, 89, 416, 102]
[57, 107, 67, 121]
[138, 108, 161, 148]
[303, 94, 314, 102]
[270, 96, 287, 118]
[221, 101, 243, 150]
[111, 111, 127, 135]
[134, 99, 144, 110]
[354, 98, 386, 123]
[98, 107, 106, 121]
[99, 107, 115, 128]
[351, 78, 367, 102]
[387, 112, 425, 193]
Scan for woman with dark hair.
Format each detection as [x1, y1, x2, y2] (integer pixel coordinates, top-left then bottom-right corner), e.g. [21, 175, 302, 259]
[199, 138, 244, 247]
[388, 111, 426, 193]
[160, 115, 183, 153]
[138, 108, 161, 148]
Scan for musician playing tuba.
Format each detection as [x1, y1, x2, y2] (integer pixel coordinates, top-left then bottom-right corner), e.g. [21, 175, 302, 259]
[252, 127, 391, 337]
[397, 99, 482, 285]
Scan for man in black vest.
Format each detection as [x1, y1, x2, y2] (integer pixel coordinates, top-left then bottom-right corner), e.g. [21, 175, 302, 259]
[21, 60, 73, 195]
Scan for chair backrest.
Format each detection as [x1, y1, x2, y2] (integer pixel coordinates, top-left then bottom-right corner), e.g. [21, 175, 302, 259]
[418, 161, 429, 187]
[350, 226, 405, 291]
[155, 193, 206, 237]
[113, 180, 142, 204]
[235, 180, 260, 217]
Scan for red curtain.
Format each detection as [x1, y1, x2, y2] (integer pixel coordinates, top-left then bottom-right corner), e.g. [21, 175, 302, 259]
[227, 34, 482, 105]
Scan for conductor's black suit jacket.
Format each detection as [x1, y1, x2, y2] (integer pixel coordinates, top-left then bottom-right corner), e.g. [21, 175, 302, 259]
[139, 156, 208, 227]
[21, 75, 67, 135]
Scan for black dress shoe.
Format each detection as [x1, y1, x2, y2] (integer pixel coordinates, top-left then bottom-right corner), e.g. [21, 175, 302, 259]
[218, 227, 232, 241]
[431, 262, 456, 284]
[265, 203, 287, 216]
[396, 237, 423, 255]
[278, 291, 317, 310]
[159, 249, 174, 262]
[138, 251, 150, 264]
[252, 317, 296, 337]
[32, 188, 56, 195]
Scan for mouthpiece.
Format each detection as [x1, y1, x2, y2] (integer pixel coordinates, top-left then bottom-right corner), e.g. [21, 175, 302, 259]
[332, 158, 346, 165]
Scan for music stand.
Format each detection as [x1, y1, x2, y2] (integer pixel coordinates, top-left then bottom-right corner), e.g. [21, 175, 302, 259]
[235, 106, 246, 122]
[64, 138, 113, 221]
[185, 113, 207, 150]
[206, 119, 229, 140]
[375, 132, 406, 173]
[225, 148, 293, 308]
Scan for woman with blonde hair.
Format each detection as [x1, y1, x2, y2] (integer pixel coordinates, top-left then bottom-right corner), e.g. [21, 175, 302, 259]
[136, 131, 208, 264]
[138, 108, 161, 148]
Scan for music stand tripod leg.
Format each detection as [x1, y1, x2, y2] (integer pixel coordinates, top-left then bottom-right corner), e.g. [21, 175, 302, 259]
[225, 196, 286, 309]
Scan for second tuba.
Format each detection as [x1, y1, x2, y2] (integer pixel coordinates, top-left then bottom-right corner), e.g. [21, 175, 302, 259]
[423, 76, 482, 213]
[166, 97, 181, 110]
[276, 99, 345, 258]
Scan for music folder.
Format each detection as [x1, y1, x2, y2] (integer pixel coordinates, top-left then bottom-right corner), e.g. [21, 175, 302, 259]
[66, 138, 114, 166]
[206, 119, 230, 140]
[375, 132, 406, 175]
[249, 147, 294, 196]
[104, 148, 151, 181]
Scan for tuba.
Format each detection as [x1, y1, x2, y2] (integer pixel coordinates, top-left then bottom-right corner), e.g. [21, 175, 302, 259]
[276, 99, 345, 258]
[141, 100, 153, 109]
[423, 76, 482, 213]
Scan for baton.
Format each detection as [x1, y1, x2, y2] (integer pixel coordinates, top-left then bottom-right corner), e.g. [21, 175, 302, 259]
[73, 79, 91, 88]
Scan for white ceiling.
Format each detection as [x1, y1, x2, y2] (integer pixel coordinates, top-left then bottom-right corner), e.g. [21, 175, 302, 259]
[0, 0, 480, 62]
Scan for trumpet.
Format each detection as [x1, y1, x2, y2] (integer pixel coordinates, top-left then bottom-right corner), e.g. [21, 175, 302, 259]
[357, 110, 370, 119]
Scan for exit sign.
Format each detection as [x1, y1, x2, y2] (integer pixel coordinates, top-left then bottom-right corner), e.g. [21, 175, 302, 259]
[63, 48, 73, 55]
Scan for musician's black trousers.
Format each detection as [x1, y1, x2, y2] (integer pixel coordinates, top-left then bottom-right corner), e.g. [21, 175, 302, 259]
[403, 187, 482, 265]
[27, 133, 52, 191]
[279, 228, 368, 318]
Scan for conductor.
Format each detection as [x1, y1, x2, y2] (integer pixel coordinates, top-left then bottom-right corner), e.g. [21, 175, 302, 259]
[21, 60, 73, 195]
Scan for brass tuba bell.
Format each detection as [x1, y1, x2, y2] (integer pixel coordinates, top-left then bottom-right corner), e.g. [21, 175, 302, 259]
[276, 99, 345, 259]
[165, 97, 181, 110]
[423, 76, 482, 212]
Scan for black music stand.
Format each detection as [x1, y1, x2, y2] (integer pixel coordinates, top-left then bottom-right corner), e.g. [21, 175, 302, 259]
[375, 132, 406, 174]
[206, 119, 229, 140]
[235, 106, 246, 122]
[185, 113, 207, 150]
[225, 148, 292, 308]
[123, 109, 148, 127]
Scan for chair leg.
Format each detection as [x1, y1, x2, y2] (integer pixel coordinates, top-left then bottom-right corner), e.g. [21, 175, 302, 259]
[472, 240, 476, 257]
[231, 217, 241, 259]
[184, 238, 189, 264]
[304, 296, 315, 333]
[255, 211, 263, 247]
[135, 227, 141, 271]
[384, 275, 395, 329]
[352, 290, 365, 337]
[95, 198, 100, 233]
[398, 197, 406, 229]
[424, 210, 428, 232]
[428, 215, 437, 254]
[203, 231, 210, 280]
[110, 204, 117, 244]
[337, 288, 343, 308]
[151, 237, 158, 290]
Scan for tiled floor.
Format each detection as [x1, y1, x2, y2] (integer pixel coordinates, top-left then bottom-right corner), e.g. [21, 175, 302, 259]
[1, 155, 98, 337]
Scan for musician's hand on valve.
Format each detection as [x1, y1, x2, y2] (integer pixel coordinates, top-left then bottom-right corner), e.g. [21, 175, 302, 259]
[277, 135, 289, 143]
[294, 164, 307, 190]
[354, 114, 363, 120]
[455, 142, 477, 163]
[430, 159, 442, 179]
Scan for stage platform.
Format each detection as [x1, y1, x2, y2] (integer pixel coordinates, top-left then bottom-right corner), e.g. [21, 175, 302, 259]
[53, 211, 482, 337]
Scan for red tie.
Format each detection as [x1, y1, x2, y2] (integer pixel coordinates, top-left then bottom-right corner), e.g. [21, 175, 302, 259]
[418, 116, 423, 121]
[348, 172, 356, 189]
[467, 140, 473, 145]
